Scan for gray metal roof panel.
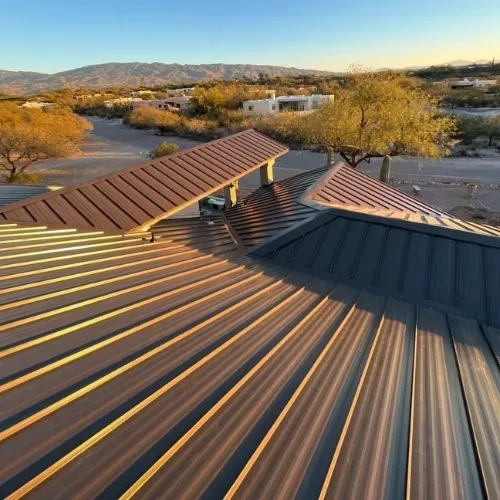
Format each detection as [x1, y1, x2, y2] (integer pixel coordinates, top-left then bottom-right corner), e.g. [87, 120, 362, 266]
[0, 184, 51, 207]
[252, 207, 500, 328]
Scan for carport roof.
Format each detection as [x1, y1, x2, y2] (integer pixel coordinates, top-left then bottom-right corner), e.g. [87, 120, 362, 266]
[0, 129, 288, 233]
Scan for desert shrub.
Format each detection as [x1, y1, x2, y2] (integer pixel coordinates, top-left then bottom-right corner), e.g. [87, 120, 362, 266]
[0, 172, 43, 184]
[215, 109, 251, 128]
[253, 112, 304, 145]
[148, 142, 179, 159]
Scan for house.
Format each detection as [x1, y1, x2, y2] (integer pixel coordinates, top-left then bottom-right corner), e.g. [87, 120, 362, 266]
[104, 97, 143, 107]
[168, 87, 194, 95]
[0, 131, 498, 499]
[132, 96, 192, 111]
[243, 93, 334, 113]
[129, 90, 155, 98]
[450, 78, 498, 89]
[20, 101, 54, 109]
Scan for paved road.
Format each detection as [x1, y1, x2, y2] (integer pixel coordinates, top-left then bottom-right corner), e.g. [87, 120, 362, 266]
[89, 118, 500, 183]
[36, 117, 500, 188]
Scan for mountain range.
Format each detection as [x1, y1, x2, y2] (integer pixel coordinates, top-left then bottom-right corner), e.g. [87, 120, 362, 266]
[0, 62, 335, 95]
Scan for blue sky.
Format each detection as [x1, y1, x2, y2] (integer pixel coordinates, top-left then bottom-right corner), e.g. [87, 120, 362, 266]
[1, 0, 498, 73]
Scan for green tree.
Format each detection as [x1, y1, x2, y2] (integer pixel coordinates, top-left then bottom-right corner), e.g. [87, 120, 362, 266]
[458, 115, 500, 146]
[148, 142, 179, 159]
[299, 69, 457, 168]
[0, 103, 91, 183]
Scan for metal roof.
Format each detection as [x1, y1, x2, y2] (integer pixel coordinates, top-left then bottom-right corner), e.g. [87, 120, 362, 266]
[225, 166, 328, 248]
[0, 218, 498, 499]
[0, 130, 288, 233]
[226, 162, 500, 243]
[304, 162, 450, 217]
[0, 184, 51, 207]
[252, 207, 500, 328]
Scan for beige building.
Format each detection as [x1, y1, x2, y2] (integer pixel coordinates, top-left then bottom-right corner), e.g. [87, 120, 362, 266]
[132, 96, 192, 111]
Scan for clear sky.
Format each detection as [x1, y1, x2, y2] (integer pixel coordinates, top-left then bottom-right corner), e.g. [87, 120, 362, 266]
[1, 0, 498, 73]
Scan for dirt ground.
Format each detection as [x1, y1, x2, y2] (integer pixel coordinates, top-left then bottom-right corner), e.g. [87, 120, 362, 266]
[396, 183, 500, 226]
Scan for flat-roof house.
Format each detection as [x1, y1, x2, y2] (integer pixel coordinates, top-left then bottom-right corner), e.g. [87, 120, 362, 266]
[0, 130, 498, 499]
[129, 90, 155, 98]
[243, 93, 334, 113]
[20, 101, 54, 109]
[132, 96, 192, 111]
[104, 97, 143, 107]
[450, 78, 498, 89]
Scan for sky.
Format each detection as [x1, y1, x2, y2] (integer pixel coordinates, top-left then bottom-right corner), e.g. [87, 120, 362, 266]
[0, 0, 498, 73]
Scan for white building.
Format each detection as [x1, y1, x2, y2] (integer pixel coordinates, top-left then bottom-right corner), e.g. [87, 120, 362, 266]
[21, 101, 54, 109]
[132, 96, 192, 111]
[450, 78, 498, 89]
[129, 90, 155, 98]
[243, 93, 334, 114]
[168, 87, 194, 95]
[104, 97, 143, 107]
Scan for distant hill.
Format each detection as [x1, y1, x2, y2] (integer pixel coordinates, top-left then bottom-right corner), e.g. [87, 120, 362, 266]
[0, 62, 336, 95]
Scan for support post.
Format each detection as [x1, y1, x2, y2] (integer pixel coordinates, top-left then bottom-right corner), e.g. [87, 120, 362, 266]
[260, 159, 275, 187]
[224, 182, 238, 209]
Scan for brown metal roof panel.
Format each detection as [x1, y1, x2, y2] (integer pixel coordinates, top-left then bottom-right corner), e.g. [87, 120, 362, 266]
[318, 298, 414, 500]
[107, 176, 165, 218]
[27, 278, 326, 498]
[63, 190, 115, 230]
[45, 196, 94, 228]
[448, 314, 500, 499]
[131, 284, 360, 499]
[196, 148, 246, 176]
[172, 155, 226, 184]
[94, 180, 154, 222]
[2, 207, 36, 224]
[307, 163, 449, 217]
[155, 161, 211, 194]
[409, 307, 483, 500]
[222, 291, 383, 499]
[127, 170, 178, 209]
[79, 185, 139, 231]
[204, 143, 256, 173]
[165, 157, 220, 189]
[0, 271, 305, 497]
[142, 166, 195, 202]
[22, 201, 64, 226]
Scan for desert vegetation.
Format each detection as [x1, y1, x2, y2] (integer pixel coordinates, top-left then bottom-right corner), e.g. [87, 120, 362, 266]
[0, 102, 91, 183]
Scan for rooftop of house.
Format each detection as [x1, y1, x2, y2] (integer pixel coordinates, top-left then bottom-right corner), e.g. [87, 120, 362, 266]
[0, 133, 498, 499]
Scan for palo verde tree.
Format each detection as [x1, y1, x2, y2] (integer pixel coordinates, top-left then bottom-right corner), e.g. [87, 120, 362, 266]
[0, 103, 91, 183]
[299, 68, 457, 168]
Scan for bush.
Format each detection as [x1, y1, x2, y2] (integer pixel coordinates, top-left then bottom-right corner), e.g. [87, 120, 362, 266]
[215, 109, 251, 128]
[253, 112, 304, 145]
[148, 142, 179, 159]
[0, 172, 43, 184]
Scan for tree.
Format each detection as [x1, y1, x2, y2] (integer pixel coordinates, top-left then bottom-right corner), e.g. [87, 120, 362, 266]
[484, 115, 500, 147]
[458, 115, 500, 146]
[298, 69, 457, 168]
[0, 103, 91, 183]
[148, 142, 180, 159]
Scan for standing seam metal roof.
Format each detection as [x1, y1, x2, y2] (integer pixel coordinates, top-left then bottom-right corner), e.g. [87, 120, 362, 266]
[0, 184, 51, 207]
[0, 130, 288, 233]
[225, 166, 328, 248]
[251, 207, 500, 329]
[0, 218, 498, 499]
[303, 162, 450, 217]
